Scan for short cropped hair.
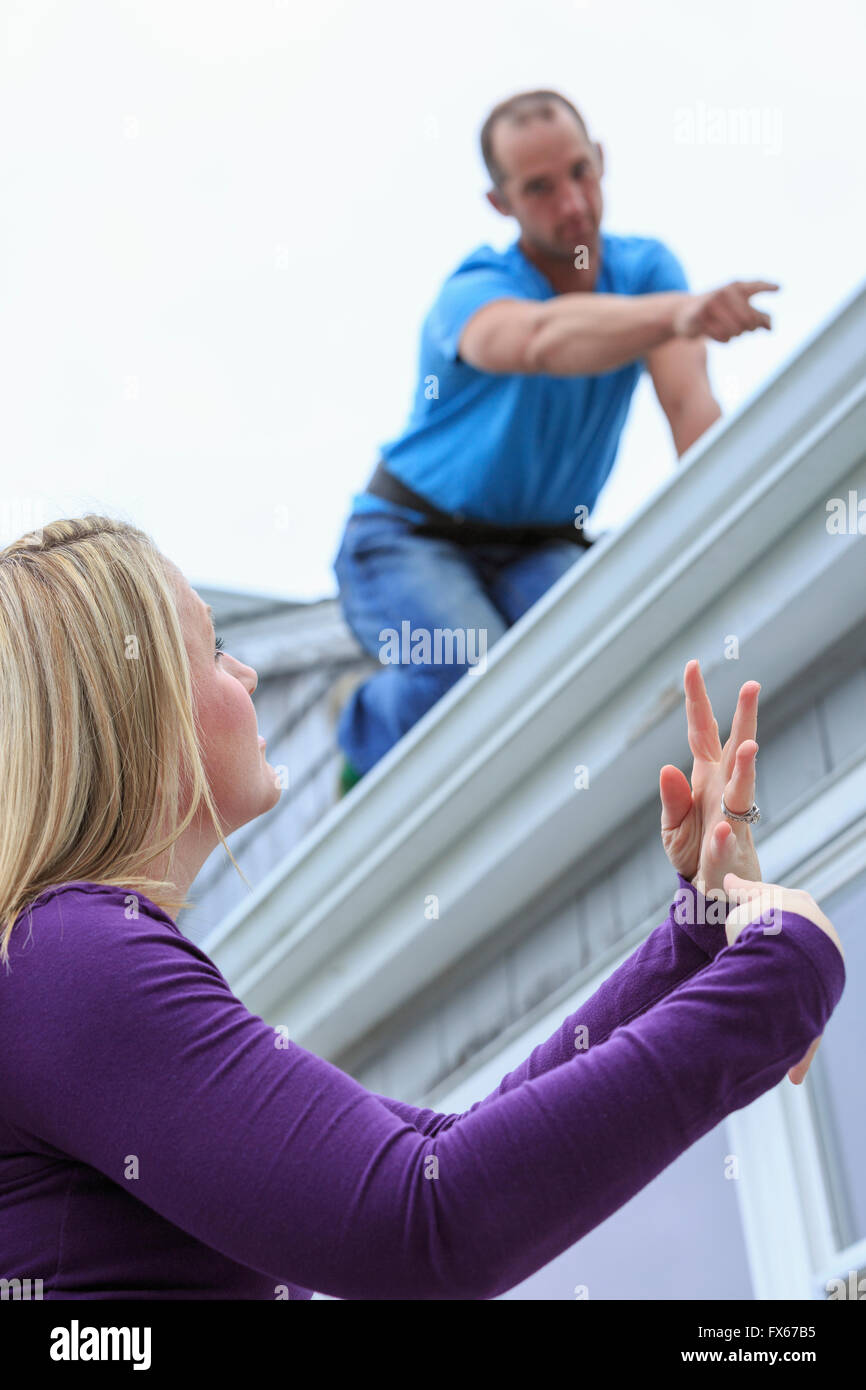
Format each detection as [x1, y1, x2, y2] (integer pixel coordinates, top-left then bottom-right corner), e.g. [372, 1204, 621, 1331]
[480, 90, 590, 186]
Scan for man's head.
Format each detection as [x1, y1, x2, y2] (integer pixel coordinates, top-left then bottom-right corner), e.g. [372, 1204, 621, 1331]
[480, 91, 604, 262]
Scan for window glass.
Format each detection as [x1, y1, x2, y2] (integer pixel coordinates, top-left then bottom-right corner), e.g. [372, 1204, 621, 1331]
[499, 1121, 753, 1300]
[805, 870, 866, 1249]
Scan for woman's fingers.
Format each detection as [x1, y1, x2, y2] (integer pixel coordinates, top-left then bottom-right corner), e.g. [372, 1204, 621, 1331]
[660, 764, 693, 830]
[722, 872, 844, 959]
[723, 739, 758, 816]
[788, 1036, 822, 1085]
[660, 764, 700, 877]
[703, 819, 738, 874]
[723, 680, 760, 772]
[722, 872, 779, 944]
[682, 663, 761, 769]
[699, 814, 760, 893]
[684, 659, 723, 761]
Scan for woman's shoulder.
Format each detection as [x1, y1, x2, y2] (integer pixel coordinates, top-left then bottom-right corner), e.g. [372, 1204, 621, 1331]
[0, 880, 248, 1177]
[23, 879, 179, 928]
[0, 878, 230, 1063]
[2, 878, 211, 985]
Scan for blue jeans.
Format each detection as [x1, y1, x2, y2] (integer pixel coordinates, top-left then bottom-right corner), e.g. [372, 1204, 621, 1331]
[333, 510, 584, 774]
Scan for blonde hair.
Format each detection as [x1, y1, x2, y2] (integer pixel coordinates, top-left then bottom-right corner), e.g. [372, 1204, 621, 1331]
[0, 514, 247, 964]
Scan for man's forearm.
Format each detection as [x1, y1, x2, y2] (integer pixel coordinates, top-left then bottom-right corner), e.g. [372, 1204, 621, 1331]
[524, 290, 687, 376]
[668, 392, 722, 457]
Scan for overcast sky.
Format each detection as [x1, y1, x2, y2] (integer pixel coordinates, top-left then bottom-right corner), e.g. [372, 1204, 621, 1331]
[2, 0, 864, 601]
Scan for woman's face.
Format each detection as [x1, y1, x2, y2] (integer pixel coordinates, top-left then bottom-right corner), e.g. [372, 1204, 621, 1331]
[173, 569, 282, 836]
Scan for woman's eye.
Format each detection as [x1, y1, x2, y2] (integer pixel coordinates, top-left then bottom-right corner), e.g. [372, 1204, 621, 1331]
[215, 635, 225, 660]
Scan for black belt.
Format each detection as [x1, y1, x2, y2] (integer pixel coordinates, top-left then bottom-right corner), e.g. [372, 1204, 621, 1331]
[364, 461, 593, 549]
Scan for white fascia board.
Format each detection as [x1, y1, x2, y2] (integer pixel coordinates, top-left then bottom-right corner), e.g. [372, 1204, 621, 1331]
[202, 284, 866, 1055]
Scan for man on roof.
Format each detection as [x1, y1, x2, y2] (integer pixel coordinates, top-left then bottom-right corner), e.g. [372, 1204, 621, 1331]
[332, 88, 778, 791]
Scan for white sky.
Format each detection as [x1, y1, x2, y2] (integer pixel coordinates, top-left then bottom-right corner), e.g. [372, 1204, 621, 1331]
[2, 0, 864, 601]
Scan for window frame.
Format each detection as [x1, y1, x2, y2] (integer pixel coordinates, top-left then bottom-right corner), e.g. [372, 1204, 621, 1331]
[726, 752, 866, 1298]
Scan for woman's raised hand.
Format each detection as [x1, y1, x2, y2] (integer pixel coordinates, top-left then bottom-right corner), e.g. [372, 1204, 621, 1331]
[659, 660, 761, 896]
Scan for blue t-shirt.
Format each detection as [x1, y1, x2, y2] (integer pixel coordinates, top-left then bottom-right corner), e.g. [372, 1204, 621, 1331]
[352, 231, 688, 526]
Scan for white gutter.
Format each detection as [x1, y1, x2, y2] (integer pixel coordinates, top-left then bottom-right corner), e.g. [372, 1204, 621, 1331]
[203, 281, 866, 1057]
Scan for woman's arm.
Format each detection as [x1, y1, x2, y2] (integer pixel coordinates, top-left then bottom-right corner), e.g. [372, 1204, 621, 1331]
[371, 657, 760, 1136]
[369, 875, 726, 1136]
[2, 886, 843, 1302]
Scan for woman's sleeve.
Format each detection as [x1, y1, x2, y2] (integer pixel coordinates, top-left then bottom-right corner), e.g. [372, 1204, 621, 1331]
[2, 886, 844, 1301]
[370, 875, 726, 1134]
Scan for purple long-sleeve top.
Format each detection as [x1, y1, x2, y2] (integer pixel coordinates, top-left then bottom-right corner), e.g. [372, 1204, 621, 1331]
[0, 874, 845, 1300]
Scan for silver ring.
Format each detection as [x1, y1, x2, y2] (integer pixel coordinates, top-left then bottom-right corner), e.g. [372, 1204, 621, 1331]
[721, 795, 760, 825]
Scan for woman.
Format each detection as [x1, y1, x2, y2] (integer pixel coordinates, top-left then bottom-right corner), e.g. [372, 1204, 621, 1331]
[0, 515, 845, 1300]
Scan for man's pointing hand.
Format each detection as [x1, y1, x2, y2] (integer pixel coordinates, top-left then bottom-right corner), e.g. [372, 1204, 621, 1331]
[673, 280, 779, 343]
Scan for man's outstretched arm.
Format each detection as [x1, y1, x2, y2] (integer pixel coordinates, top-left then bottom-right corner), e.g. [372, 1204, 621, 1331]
[646, 334, 722, 457]
[458, 278, 778, 378]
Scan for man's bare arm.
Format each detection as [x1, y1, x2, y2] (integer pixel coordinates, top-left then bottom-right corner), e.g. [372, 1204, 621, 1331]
[646, 336, 722, 457]
[458, 280, 778, 377]
[459, 291, 685, 375]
